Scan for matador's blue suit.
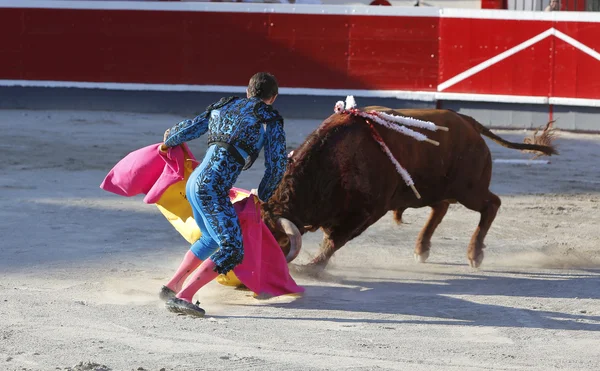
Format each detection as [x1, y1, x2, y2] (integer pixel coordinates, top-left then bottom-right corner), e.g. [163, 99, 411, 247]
[163, 96, 287, 275]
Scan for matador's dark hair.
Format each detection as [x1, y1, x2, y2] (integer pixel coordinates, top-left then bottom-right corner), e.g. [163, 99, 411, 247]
[247, 72, 279, 100]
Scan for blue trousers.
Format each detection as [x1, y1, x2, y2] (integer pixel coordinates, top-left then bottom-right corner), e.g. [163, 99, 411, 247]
[186, 145, 244, 275]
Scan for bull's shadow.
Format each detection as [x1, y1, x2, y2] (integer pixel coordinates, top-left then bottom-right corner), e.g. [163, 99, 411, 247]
[231, 268, 600, 332]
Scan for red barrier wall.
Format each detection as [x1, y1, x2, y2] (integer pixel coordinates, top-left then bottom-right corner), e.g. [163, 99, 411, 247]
[1, 3, 599, 107]
[438, 16, 600, 102]
[0, 6, 438, 90]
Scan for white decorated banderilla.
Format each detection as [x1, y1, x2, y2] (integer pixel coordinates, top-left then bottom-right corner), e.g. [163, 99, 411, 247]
[333, 96, 449, 199]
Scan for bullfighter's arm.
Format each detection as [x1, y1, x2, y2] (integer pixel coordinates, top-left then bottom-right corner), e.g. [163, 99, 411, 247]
[258, 118, 287, 202]
[163, 111, 210, 148]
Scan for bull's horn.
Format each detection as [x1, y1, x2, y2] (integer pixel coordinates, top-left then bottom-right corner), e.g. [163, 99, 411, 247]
[276, 217, 302, 263]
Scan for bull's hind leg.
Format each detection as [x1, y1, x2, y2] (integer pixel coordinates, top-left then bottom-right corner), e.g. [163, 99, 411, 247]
[458, 191, 501, 268]
[414, 201, 450, 263]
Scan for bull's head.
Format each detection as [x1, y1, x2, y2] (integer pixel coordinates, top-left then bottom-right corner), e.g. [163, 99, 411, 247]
[258, 142, 321, 263]
[260, 197, 303, 263]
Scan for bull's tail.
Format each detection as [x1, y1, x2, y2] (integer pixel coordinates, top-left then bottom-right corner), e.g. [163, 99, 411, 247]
[459, 113, 559, 157]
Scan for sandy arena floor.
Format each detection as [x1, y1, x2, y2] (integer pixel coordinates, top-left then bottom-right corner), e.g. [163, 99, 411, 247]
[1, 108, 599, 371]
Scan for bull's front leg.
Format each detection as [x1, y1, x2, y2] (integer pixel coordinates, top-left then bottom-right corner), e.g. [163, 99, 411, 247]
[308, 211, 375, 272]
[310, 231, 337, 268]
[287, 232, 337, 278]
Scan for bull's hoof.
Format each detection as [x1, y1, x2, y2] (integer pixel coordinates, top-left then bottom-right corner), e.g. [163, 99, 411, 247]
[468, 252, 484, 268]
[290, 262, 327, 278]
[414, 250, 430, 263]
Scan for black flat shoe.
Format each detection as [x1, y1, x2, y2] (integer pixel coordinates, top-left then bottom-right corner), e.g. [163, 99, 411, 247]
[159, 285, 176, 302]
[165, 298, 206, 318]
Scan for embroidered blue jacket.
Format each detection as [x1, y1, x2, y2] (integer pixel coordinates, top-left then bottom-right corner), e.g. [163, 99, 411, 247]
[164, 96, 287, 201]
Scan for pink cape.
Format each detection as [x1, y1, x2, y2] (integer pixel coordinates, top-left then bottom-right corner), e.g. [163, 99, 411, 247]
[100, 143, 189, 204]
[100, 143, 304, 298]
[231, 192, 304, 298]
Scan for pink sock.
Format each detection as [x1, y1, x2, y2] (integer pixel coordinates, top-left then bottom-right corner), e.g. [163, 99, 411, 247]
[176, 258, 219, 302]
[165, 250, 202, 292]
